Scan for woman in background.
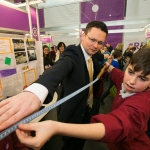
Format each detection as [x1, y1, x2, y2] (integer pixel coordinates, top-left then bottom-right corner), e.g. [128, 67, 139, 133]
[55, 42, 66, 62]
[43, 45, 53, 70]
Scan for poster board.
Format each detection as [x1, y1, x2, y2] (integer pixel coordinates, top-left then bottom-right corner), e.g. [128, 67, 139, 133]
[0, 37, 43, 100]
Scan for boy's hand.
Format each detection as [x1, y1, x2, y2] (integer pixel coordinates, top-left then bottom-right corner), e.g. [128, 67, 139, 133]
[16, 121, 55, 150]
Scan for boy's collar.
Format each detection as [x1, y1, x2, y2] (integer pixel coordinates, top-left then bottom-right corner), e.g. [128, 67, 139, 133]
[119, 83, 136, 99]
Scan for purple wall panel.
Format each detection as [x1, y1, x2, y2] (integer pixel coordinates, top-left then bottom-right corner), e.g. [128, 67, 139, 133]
[81, 0, 125, 48]
[81, 0, 125, 23]
[106, 26, 123, 48]
[30, 6, 37, 24]
[0, 4, 29, 31]
[38, 9, 44, 28]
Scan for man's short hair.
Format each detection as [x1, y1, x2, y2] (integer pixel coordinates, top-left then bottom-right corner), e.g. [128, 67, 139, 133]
[84, 21, 108, 36]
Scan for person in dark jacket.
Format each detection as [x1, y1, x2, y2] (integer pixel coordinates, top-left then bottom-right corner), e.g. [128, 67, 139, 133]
[43, 45, 53, 70]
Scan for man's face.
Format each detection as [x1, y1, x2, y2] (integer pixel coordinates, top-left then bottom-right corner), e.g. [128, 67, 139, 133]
[123, 64, 150, 93]
[81, 27, 106, 55]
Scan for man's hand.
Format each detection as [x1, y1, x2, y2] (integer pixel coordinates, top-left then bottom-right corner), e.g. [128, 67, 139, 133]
[0, 92, 41, 131]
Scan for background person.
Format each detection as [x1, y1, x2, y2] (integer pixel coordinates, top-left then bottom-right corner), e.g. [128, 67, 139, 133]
[43, 45, 53, 70]
[55, 42, 66, 62]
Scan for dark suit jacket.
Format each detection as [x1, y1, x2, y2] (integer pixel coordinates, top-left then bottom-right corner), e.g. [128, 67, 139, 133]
[36, 45, 104, 124]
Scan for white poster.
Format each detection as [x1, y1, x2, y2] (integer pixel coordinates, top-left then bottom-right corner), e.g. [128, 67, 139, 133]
[0, 38, 12, 54]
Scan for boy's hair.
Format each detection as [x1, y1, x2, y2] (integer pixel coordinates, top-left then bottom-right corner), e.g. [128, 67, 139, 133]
[112, 50, 122, 59]
[84, 21, 108, 36]
[130, 48, 150, 76]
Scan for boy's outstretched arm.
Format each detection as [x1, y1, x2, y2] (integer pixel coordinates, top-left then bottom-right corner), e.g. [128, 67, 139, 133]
[16, 120, 105, 150]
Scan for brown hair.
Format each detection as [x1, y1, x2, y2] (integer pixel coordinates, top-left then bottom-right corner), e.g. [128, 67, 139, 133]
[112, 50, 122, 59]
[115, 43, 124, 52]
[84, 21, 108, 36]
[130, 48, 150, 76]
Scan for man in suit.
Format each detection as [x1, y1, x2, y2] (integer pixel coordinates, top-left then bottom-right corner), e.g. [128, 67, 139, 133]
[0, 21, 108, 150]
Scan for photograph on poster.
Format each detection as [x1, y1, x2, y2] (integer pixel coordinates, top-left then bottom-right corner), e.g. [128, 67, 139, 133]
[26, 38, 36, 50]
[12, 39, 25, 52]
[0, 38, 12, 54]
[24, 68, 36, 85]
[15, 52, 27, 64]
[27, 50, 37, 61]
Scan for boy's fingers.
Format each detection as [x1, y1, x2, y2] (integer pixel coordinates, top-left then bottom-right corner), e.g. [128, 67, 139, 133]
[16, 129, 36, 144]
[16, 129, 40, 149]
[18, 123, 36, 131]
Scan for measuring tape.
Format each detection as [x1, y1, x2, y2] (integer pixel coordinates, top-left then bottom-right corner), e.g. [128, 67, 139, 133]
[0, 78, 99, 141]
[0, 65, 106, 141]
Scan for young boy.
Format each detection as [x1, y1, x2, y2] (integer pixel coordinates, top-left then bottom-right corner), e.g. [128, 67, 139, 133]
[16, 48, 150, 150]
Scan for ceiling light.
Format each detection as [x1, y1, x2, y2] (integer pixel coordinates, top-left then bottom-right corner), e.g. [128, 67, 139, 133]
[15, 0, 44, 7]
[38, 0, 91, 8]
[109, 29, 141, 33]
[0, 0, 18, 7]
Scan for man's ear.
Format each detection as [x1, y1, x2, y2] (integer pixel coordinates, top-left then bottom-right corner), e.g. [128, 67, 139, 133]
[81, 32, 85, 41]
[82, 32, 85, 37]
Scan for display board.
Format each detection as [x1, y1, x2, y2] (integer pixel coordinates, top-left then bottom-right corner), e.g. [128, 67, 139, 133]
[0, 37, 43, 100]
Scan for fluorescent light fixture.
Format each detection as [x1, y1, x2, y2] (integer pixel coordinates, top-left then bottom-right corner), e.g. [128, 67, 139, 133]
[69, 32, 79, 35]
[109, 29, 141, 33]
[75, 29, 79, 31]
[0, 0, 18, 7]
[38, 0, 91, 8]
[15, 0, 44, 7]
[81, 19, 150, 28]
[50, 29, 142, 37]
